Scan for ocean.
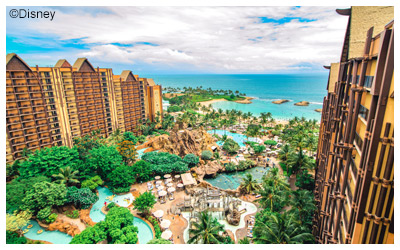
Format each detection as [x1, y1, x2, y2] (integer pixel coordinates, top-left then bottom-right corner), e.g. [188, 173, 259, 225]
[144, 74, 328, 120]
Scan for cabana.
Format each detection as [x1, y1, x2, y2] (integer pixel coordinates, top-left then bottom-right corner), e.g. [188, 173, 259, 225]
[181, 173, 196, 187]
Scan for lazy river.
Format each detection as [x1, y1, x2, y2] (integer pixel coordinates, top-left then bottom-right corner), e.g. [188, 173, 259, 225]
[89, 186, 153, 244]
[22, 220, 72, 244]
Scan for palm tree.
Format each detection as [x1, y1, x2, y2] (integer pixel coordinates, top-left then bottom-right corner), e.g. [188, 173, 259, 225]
[52, 166, 80, 186]
[286, 148, 314, 176]
[239, 174, 260, 194]
[289, 190, 316, 223]
[188, 211, 225, 244]
[253, 212, 314, 244]
[278, 144, 292, 163]
[239, 237, 251, 244]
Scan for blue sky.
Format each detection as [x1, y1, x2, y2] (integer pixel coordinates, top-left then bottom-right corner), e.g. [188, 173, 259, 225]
[6, 6, 348, 75]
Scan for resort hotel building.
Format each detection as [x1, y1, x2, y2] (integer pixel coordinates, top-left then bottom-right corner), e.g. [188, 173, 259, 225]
[6, 54, 163, 164]
[313, 7, 394, 244]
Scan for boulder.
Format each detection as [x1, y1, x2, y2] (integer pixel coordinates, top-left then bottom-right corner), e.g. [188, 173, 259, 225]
[145, 127, 216, 157]
[48, 218, 81, 237]
[79, 208, 96, 226]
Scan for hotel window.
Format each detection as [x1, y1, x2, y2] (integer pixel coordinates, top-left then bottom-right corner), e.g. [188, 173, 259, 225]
[356, 75, 360, 84]
[359, 105, 369, 120]
[364, 76, 374, 88]
[350, 157, 357, 179]
[354, 131, 363, 150]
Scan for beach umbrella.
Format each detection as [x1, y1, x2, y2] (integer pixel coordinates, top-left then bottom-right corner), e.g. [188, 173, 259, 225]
[174, 175, 180, 179]
[159, 191, 167, 197]
[155, 176, 161, 180]
[161, 230, 173, 240]
[167, 187, 176, 193]
[160, 220, 171, 229]
[177, 183, 183, 188]
[157, 186, 165, 191]
[153, 210, 164, 218]
[156, 180, 163, 185]
[164, 174, 171, 179]
[166, 178, 173, 183]
[167, 183, 173, 187]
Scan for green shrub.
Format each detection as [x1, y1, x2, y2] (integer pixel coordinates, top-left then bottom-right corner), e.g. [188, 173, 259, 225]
[138, 135, 147, 144]
[110, 186, 131, 194]
[225, 163, 237, 172]
[6, 231, 27, 244]
[183, 154, 200, 168]
[37, 207, 52, 221]
[45, 213, 58, 224]
[264, 140, 278, 146]
[66, 187, 98, 209]
[222, 139, 240, 155]
[201, 150, 213, 160]
[81, 175, 103, 191]
[147, 216, 162, 239]
[167, 105, 181, 112]
[107, 202, 117, 210]
[65, 210, 80, 219]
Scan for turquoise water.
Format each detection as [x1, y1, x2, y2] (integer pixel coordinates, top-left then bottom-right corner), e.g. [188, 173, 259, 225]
[205, 167, 269, 190]
[134, 217, 153, 244]
[207, 129, 258, 147]
[146, 74, 326, 120]
[22, 220, 72, 244]
[90, 186, 153, 244]
[137, 147, 148, 159]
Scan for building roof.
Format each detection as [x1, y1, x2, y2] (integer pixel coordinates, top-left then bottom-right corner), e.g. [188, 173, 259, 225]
[54, 59, 71, 68]
[338, 6, 394, 60]
[120, 70, 138, 81]
[72, 58, 96, 72]
[6, 53, 32, 72]
[181, 173, 196, 186]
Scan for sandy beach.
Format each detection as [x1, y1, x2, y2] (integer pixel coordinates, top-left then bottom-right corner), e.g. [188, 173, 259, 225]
[197, 98, 227, 107]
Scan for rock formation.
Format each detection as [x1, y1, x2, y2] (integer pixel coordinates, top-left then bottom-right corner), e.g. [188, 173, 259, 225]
[294, 101, 310, 106]
[193, 160, 224, 180]
[48, 218, 81, 237]
[315, 108, 322, 112]
[226, 209, 241, 226]
[272, 99, 290, 104]
[79, 208, 96, 226]
[144, 126, 216, 157]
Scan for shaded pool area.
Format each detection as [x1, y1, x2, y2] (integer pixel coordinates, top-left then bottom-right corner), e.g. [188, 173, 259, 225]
[207, 129, 259, 147]
[205, 167, 269, 190]
[22, 220, 72, 244]
[89, 186, 153, 244]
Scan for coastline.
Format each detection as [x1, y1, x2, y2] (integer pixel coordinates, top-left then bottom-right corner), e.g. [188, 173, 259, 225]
[197, 96, 254, 107]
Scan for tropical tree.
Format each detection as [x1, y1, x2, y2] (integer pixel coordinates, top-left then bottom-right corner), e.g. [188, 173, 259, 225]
[65, 186, 99, 209]
[239, 174, 260, 194]
[183, 154, 200, 168]
[117, 140, 137, 165]
[289, 190, 316, 225]
[6, 210, 32, 233]
[222, 139, 240, 155]
[52, 166, 80, 186]
[286, 148, 314, 176]
[188, 211, 225, 244]
[278, 144, 292, 163]
[253, 212, 314, 244]
[239, 237, 251, 244]
[21, 181, 67, 215]
[133, 192, 156, 215]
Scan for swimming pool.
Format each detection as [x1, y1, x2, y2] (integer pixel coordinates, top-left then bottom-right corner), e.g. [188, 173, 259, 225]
[22, 220, 72, 244]
[205, 167, 269, 190]
[207, 129, 259, 147]
[89, 186, 153, 244]
[134, 217, 153, 244]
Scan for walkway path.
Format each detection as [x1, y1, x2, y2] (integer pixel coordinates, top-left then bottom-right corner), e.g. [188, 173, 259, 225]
[57, 213, 87, 232]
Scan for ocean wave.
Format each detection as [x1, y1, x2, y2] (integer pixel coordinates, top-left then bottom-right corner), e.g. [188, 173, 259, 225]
[309, 102, 323, 105]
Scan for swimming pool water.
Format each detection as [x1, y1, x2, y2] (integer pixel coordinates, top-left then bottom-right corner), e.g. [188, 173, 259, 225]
[89, 186, 153, 244]
[22, 220, 72, 244]
[207, 129, 258, 147]
[205, 167, 269, 190]
[134, 217, 153, 244]
[137, 147, 148, 159]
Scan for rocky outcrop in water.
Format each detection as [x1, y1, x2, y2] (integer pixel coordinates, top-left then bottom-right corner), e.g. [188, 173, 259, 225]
[79, 208, 96, 226]
[145, 125, 216, 157]
[193, 160, 224, 180]
[272, 99, 290, 104]
[48, 218, 81, 237]
[294, 101, 310, 106]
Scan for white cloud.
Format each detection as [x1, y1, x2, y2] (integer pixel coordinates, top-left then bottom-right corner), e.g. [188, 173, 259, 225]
[11, 6, 349, 72]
